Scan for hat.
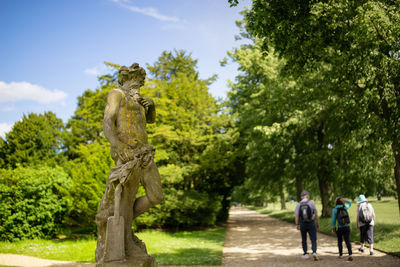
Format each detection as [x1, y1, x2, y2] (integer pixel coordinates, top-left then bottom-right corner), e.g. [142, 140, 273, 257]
[300, 191, 309, 197]
[357, 194, 368, 203]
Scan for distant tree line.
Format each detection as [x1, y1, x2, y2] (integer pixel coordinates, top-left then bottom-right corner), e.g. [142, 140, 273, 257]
[0, 50, 244, 241]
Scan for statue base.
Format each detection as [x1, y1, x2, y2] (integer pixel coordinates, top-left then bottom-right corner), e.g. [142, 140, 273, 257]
[96, 255, 156, 267]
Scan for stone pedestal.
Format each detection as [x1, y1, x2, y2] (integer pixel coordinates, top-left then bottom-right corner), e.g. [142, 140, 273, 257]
[96, 255, 156, 267]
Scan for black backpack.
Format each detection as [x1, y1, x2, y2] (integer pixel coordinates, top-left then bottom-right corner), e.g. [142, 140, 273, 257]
[337, 207, 350, 226]
[299, 202, 313, 223]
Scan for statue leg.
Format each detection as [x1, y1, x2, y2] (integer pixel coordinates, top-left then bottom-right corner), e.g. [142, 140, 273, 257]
[133, 161, 164, 219]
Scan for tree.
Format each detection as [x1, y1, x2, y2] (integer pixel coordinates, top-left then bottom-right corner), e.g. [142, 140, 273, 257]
[0, 111, 65, 168]
[137, 49, 241, 225]
[64, 63, 119, 159]
[230, 0, 400, 214]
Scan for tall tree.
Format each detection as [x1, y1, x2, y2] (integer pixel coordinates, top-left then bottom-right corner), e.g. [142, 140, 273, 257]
[0, 112, 65, 168]
[141, 49, 242, 223]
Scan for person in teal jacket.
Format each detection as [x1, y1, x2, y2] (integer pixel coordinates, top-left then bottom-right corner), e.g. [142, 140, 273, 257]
[331, 197, 353, 261]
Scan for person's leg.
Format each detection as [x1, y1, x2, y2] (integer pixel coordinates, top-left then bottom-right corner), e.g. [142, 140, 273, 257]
[343, 226, 352, 256]
[336, 227, 344, 256]
[367, 225, 374, 254]
[300, 225, 308, 255]
[308, 223, 317, 254]
[133, 161, 164, 219]
[359, 225, 366, 252]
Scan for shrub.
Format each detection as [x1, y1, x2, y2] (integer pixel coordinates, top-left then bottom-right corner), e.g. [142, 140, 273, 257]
[135, 188, 222, 229]
[0, 166, 72, 241]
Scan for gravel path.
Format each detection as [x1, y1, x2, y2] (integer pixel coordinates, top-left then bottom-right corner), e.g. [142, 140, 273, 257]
[1, 207, 399, 266]
[222, 207, 400, 266]
[0, 253, 94, 267]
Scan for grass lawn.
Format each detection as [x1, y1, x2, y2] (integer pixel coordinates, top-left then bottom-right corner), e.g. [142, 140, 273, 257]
[0, 227, 225, 265]
[250, 197, 400, 257]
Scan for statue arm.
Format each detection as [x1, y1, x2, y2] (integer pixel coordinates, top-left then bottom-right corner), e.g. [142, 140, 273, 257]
[146, 103, 156, 123]
[140, 98, 156, 123]
[103, 90, 123, 148]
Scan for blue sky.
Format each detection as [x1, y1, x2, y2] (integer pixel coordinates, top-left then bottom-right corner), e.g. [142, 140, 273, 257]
[0, 0, 251, 137]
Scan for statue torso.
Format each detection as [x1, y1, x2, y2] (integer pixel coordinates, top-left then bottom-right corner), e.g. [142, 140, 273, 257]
[116, 90, 147, 145]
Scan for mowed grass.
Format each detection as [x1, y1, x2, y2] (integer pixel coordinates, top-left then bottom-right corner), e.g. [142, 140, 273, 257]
[250, 197, 400, 257]
[0, 227, 225, 265]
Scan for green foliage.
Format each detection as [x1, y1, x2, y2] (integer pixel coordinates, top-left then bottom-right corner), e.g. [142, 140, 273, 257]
[63, 142, 114, 230]
[138, 50, 242, 225]
[239, 0, 400, 213]
[64, 84, 117, 158]
[0, 112, 65, 168]
[226, 2, 400, 216]
[136, 188, 222, 228]
[0, 166, 72, 241]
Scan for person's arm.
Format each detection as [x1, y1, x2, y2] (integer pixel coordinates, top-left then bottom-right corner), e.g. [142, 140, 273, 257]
[294, 204, 300, 230]
[309, 201, 320, 229]
[331, 208, 337, 232]
[356, 206, 360, 229]
[344, 199, 352, 210]
[314, 212, 320, 229]
[371, 204, 376, 221]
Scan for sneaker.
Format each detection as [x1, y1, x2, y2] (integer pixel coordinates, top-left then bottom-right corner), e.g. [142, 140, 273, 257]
[370, 251, 374, 256]
[338, 255, 343, 259]
[301, 253, 309, 259]
[348, 256, 353, 261]
[312, 252, 319, 261]
[358, 247, 364, 253]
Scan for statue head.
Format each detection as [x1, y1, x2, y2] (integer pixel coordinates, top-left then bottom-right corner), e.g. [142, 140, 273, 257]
[118, 63, 146, 87]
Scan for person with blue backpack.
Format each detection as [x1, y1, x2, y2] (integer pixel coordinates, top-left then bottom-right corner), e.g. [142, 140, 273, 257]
[294, 191, 320, 261]
[356, 194, 376, 255]
[331, 197, 353, 261]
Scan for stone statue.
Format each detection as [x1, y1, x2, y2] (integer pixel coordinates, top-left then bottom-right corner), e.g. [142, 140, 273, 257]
[95, 63, 164, 266]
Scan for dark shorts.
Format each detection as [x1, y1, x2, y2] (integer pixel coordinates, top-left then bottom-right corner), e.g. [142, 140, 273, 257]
[360, 224, 374, 244]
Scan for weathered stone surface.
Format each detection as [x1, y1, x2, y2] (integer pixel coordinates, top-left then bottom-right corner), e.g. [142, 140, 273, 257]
[96, 255, 155, 267]
[95, 63, 163, 266]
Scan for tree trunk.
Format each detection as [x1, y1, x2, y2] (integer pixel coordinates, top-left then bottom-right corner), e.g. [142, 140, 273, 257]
[318, 176, 333, 217]
[317, 123, 333, 217]
[280, 184, 286, 210]
[295, 177, 304, 202]
[391, 139, 400, 215]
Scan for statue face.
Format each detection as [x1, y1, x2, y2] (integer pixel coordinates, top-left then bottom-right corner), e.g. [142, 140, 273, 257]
[119, 69, 129, 79]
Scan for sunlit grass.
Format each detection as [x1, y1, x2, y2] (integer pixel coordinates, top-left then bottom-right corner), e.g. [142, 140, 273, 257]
[0, 227, 225, 265]
[250, 197, 400, 256]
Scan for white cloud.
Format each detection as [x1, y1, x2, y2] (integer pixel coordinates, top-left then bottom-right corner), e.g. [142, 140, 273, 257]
[0, 81, 68, 104]
[1, 105, 15, 112]
[84, 64, 114, 76]
[0, 122, 13, 138]
[113, 0, 180, 22]
[84, 67, 101, 76]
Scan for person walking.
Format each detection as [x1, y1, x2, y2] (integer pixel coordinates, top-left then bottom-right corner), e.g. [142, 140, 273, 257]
[356, 194, 376, 255]
[295, 191, 320, 261]
[331, 197, 353, 261]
